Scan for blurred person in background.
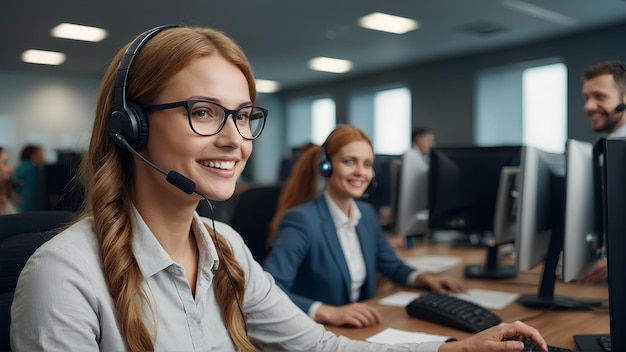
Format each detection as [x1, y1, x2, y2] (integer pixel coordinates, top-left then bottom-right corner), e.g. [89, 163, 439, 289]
[13, 144, 44, 212]
[0, 146, 19, 215]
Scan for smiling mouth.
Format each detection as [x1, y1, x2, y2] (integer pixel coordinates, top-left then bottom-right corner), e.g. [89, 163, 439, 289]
[199, 160, 235, 170]
[348, 180, 366, 187]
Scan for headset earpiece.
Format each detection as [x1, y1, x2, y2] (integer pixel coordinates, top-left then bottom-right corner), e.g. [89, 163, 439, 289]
[616, 103, 626, 113]
[318, 147, 332, 177]
[109, 101, 150, 149]
[108, 24, 180, 149]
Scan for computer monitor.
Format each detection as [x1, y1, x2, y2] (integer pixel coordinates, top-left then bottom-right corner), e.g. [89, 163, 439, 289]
[603, 137, 626, 351]
[515, 146, 564, 272]
[515, 145, 602, 309]
[492, 166, 520, 245]
[428, 146, 522, 279]
[562, 139, 601, 282]
[394, 149, 429, 237]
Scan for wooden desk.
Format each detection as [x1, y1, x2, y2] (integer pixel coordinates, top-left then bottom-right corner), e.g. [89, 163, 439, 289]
[325, 240, 609, 351]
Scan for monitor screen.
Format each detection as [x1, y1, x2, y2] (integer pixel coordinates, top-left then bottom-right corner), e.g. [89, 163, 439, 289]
[562, 139, 600, 282]
[428, 146, 521, 279]
[515, 146, 565, 272]
[428, 146, 522, 233]
[515, 145, 603, 309]
[603, 137, 626, 350]
[394, 149, 429, 237]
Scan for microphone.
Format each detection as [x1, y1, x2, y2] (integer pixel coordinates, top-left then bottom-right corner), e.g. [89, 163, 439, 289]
[361, 175, 378, 200]
[111, 132, 248, 333]
[111, 133, 196, 194]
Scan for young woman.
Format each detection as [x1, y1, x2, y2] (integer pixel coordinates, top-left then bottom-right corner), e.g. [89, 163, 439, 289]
[0, 146, 19, 215]
[11, 25, 547, 352]
[264, 126, 464, 328]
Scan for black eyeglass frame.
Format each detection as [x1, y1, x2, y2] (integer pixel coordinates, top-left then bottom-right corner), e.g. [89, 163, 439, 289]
[144, 99, 268, 140]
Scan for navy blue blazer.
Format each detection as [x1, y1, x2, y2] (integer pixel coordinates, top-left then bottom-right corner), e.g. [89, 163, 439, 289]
[263, 196, 415, 313]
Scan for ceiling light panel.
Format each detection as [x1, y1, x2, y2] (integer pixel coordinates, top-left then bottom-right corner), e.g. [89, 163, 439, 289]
[358, 12, 419, 34]
[22, 50, 66, 65]
[308, 57, 353, 73]
[256, 79, 281, 93]
[51, 23, 108, 42]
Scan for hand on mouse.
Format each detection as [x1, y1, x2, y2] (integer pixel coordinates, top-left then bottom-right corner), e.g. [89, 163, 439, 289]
[438, 321, 548, 352]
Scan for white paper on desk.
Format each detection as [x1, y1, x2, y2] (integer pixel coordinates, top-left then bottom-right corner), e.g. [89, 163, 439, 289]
[378, 291, 421, 307]
[366, 327, 452, 345]
[403, 255, 462, 273]
[451, 289, 519, 310]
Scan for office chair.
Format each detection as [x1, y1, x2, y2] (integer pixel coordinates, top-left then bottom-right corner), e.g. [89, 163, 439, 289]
[229, 185, 282, 264]
[0, 211, 75, 351]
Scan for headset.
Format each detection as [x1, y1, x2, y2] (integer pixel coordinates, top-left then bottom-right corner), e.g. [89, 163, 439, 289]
[108, 24, 181, 149]
[318, 146, 333, 177]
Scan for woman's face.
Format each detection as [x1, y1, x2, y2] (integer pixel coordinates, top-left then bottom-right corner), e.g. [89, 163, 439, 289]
[0, 150, 14, 182]
[326, 140, 374, 202]
[142, 55, 253, 201]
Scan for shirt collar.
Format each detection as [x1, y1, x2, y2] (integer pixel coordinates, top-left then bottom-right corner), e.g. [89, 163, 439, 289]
[323, 190, 361, 229]
[131, 205, 220, 279]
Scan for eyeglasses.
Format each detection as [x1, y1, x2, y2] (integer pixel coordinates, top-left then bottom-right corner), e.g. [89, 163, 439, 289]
[144, 100, 268, 140]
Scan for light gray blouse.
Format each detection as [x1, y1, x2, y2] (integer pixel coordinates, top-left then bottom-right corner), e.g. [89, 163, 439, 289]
[10, 208, 442, 352]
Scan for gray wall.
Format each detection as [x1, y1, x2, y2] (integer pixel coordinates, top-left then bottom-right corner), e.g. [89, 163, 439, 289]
[278, 22, 626, 152]
[0, 71, 99, 164]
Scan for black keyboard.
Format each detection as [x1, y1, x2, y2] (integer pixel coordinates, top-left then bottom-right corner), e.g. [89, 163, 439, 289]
[574, 334, 611, 352]
[405, 292, 501, 333]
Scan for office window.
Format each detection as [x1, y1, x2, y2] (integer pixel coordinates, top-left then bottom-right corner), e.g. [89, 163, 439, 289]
[374, 88, 411, 154]
[285, 96, 336, 149]
[476, 59, 567, 153]
[311, 98, 336, 145]
[349, 86, 411, 154]
[522, 63, 567, 153]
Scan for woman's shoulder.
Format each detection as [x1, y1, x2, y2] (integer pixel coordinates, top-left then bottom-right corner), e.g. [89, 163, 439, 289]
[286, 196, 323, 215]
[19, 217, 105, 293]
[37, 217, 100, 261]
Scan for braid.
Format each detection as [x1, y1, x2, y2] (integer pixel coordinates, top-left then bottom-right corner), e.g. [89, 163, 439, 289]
[87, 147, 154, 352]
[206, 224, 258, 351]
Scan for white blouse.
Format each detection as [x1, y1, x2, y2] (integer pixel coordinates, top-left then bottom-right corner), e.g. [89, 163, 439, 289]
[11, 207, 442, 352]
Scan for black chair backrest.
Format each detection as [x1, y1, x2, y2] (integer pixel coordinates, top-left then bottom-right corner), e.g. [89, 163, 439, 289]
[0, 211, 75, 351]
[229, 186, 281, 264]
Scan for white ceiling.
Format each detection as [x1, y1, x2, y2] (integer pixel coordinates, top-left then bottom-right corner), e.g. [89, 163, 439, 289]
[2, 0, 626, 91]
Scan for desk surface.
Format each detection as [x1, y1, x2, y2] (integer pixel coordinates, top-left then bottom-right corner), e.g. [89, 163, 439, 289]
[324, 239, 609, 351]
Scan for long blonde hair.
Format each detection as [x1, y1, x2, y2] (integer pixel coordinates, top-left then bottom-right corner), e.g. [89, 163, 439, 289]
[268, 125, 373, 245]
[79, 26, 257, 352]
